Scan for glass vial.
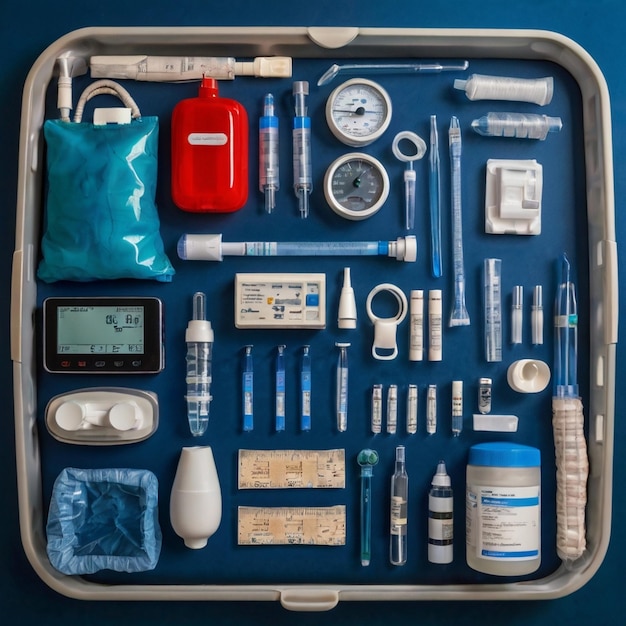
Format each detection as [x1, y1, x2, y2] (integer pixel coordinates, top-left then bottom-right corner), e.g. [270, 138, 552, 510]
[390, 445, 408, 565]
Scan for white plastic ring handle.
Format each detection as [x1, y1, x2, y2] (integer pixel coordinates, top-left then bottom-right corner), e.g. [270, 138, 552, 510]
[366, 283, 408, 360]
[392, 130, 427, 163]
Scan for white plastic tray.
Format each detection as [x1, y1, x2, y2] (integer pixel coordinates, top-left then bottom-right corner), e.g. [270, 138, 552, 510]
[11, 26, 617, 610]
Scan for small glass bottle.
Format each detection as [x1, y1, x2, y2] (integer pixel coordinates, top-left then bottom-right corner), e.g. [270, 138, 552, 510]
[390, 445, 408, 566]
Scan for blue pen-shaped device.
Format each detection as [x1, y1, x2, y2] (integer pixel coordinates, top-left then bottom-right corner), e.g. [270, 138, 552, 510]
[300, 345, 312, 431]
[242, 345, 254, 432]
[275, 345, 286, 432]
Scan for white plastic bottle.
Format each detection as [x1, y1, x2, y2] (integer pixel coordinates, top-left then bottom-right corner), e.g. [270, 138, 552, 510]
[170, 446, 222, 549]
[428, 460, 453, 564]
[466, 442, 541, 575]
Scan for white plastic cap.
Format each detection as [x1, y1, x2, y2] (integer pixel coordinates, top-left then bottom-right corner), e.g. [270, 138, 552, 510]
[235, 56, 293, 78]
[389, 235, 417, 262]
[186, 319, 214, 343]
[178, 234, 224, 261]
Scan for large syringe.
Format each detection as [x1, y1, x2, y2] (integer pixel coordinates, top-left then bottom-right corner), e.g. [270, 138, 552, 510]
[177, 234, 417, 262]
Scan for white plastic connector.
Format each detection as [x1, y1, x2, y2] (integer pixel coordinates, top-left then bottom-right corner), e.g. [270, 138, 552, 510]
[235, 57, 293, 78]
[485, 159, 543, 235]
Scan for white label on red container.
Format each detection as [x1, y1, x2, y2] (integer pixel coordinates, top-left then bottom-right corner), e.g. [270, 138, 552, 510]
[188, 132, 228, 145]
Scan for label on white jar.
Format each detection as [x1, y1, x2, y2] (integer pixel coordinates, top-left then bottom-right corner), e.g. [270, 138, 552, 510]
[466, 484, 540, 560]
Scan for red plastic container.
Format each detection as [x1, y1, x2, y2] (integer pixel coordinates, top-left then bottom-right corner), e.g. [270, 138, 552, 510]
[171, 77, 248, 212]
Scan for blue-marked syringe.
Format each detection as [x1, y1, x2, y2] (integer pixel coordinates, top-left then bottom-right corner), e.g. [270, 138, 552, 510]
[449, 116, 470, 326]
[242, 345, 254, 432]
[177, 233, 417, 262]
[300, 345, 312, 431]
[335, 342, 350, 432]
[259, 93, 279, 213]
[275, 345, 286, 432]
[429, 115, 442, 278]
[292, 81, 312, 218]
[185, 292, 214, 437]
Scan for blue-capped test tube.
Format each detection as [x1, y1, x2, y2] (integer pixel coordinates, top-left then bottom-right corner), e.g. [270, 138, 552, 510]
[242, 345, 254, 432]
[292, 81, 312, 218]
[259, 93, 279, 213]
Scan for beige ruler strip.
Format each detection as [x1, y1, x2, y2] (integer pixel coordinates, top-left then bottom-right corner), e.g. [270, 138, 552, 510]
[237, 505, 346, 545]
[238, 449, 345, 489]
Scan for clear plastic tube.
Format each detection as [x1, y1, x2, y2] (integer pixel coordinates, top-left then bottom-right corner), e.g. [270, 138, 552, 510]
[292, 81, 312, 218]
[390, 446, 408, 566]
[185, 292, 213, 437]
[335, 343, 350, 432]
[449, 116, 470, 326]
[259, 93, 279, 213]
[471, 112, 562, 139]
[484, 259, 502, 362]
[177, 234, 417, 262]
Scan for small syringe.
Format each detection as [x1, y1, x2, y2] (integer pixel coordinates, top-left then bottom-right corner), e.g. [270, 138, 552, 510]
[259, 94, 279, 213]
[335, 342, 350, 432]
[292, 81, 312, 218]
[185, 292, 214, 437]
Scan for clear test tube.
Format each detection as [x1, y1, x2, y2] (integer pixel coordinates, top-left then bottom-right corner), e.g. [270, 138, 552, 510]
[532, 285, 544, 345]
[406, 384, 418, 434]
[511, 285, 523, 345]
[484, 259, 502, 362]
[371, 384, 383, 434]
[427, 384, 437, 434]
[386, 385, 398, 434]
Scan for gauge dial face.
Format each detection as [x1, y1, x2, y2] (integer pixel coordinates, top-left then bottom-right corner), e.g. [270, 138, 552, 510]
[325, 79, 392, 147]
[324, 153, 390, 220]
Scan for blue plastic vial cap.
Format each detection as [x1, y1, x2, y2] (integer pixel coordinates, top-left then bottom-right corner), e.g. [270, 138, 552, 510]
[468, 442, 540, 468]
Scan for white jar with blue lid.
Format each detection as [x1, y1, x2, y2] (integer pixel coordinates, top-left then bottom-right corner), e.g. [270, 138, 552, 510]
[466, 442, 541, 575]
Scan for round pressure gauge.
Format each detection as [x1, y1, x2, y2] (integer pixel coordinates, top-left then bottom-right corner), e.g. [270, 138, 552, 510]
[324, 153, 390, 220]
[325, 78, 393, 147]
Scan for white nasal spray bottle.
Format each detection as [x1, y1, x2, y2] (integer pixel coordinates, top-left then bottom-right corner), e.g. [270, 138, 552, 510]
[170, 446, 222, 549]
